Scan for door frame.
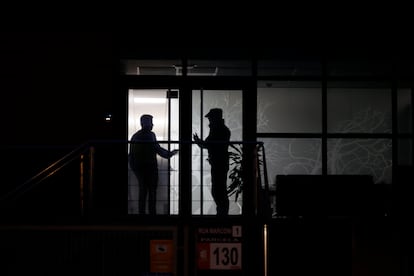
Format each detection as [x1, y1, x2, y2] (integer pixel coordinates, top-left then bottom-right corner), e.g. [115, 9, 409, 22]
[121, 75, 257, 217]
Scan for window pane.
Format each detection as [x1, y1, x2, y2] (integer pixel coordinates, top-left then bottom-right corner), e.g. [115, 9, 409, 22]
[327, 83, 392, 133]
[257, 81, 322, 133]
[121, 59, 182, 75]
[193, 90, 243, 141]
[398, 88, 412, 133]
[187, 60, 251, 76]
[260, 138, 322, 188]
[127, 89, 179, 215]
[192, 89, 243, 215]
[327, 138, 392, 184]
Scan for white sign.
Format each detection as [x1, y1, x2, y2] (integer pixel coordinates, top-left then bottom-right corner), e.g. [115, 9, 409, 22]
[210, 243, 242, 270]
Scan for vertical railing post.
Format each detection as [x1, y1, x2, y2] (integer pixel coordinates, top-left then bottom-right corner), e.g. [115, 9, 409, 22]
[88, 145, 95, 215]
[80, 153, 85, 216]
[80, 145, 94, 217]
[253, 143, 259, 215]
[263, 223, 268, 276]
[242, 142, 258, 216]
[257, 142, 271, 218]
[254, 143, 260, 216]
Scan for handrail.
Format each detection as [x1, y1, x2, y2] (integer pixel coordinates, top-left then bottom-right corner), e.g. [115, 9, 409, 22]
[1, 139, 272, 218]
[258, 142, 270, 197]
[0, 142, 90, 205]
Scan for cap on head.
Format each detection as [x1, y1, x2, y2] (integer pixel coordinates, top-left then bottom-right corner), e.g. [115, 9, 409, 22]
[140, 114, 153, 128]
[205, 108, 223, 120]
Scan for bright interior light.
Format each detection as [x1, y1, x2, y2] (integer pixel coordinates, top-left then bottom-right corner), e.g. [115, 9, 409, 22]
[153, 119, 165, 126]
[134, 97, 166, 104]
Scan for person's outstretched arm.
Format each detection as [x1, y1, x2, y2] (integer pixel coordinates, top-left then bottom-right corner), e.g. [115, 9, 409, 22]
[153, 132, 179, 158]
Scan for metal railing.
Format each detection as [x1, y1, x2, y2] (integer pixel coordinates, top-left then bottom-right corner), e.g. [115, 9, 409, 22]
[0, 143, 94, 215]
[0, 140, 271, 219]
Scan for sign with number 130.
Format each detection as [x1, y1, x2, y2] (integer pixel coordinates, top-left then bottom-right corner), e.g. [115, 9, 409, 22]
[197, 226, 242, 270]
[210, 243, 242, 270]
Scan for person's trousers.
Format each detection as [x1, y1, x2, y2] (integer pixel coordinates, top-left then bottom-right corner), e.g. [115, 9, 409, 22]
[211, 165, 230, 216]
[133, 168, 158, 215]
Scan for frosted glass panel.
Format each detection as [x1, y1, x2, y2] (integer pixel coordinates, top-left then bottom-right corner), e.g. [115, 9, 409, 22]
[257, 82, 322, 133]
[327, 138, 392, 184]
[260, 138, 322, 188]
[193, 90, 243, 141]
[327, 86, 392, 133]
[192, 89, 243, 215]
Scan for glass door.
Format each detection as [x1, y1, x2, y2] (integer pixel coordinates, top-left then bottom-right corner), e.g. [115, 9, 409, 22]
[192, 89, 243, 215]
[127, 89, 179, 215]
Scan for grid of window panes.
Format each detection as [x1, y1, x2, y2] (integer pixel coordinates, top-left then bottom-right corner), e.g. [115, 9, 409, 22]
[123, 57, 413, 217]
[257, 80, 397, 186]
[258, 77, 412, 189]
[327, 82, 393, 184]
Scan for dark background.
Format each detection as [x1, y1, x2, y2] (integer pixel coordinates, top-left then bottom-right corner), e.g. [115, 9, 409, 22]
[0, 32, 116, 145]
[1, 29, 411, 145]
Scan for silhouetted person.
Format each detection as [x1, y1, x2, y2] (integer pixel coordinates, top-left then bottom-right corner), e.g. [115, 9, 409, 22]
[129, 114, 178, 215]
[194, 108, 231, 216]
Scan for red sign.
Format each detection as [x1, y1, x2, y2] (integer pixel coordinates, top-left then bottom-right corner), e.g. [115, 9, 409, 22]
[197, 226, 242, 270]
[150, 240, 174, 273]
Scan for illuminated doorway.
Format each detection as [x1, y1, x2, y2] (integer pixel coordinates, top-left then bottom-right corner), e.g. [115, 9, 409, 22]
[127, 89, 179, 215]
[192, 89, 243, 215]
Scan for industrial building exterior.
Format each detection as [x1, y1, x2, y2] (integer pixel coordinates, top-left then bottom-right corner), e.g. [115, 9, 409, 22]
[0, 32, 412, 275]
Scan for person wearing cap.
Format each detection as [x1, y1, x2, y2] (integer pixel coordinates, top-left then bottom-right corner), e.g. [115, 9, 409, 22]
[129, 114, 179, 215]
[193, 108, 231, 216]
